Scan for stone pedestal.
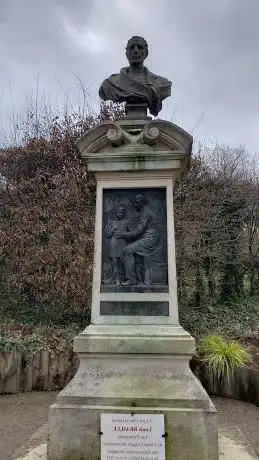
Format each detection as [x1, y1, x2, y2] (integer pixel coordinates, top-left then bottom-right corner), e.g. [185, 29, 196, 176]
[47, 119, 218, 459]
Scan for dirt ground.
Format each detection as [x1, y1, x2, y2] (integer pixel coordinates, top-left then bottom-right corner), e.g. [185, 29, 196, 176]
[0, 392, 258, 459]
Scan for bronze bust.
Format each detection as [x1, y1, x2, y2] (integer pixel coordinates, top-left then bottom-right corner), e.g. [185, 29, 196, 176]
[99, 36, 172, 117]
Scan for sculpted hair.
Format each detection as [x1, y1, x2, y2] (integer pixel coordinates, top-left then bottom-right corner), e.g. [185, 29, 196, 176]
[126, 36, 148, 58]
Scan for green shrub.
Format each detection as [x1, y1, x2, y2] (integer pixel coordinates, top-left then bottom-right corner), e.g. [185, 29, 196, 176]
[0, 334, 44, 352]
[197, 335, 249, 381]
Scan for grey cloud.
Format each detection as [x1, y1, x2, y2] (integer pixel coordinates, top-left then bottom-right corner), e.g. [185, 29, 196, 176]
[0, 0, 258, 154]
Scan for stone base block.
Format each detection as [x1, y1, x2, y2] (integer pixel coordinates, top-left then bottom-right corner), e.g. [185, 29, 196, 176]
[48, 404, 217, 460]
[47, 326, 218, 459]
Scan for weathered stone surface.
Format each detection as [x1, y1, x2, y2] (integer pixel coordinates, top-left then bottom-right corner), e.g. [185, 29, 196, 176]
[48, 341, 218, 459]
[73, 324, 195, 355]
[77, 119, 193, 168]
[48, 406, 218, 460]
[48, 325, 218, 459]
[15, 429, 259, 460]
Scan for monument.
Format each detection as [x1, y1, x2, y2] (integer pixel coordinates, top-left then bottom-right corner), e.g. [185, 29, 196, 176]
[47, 36, 218, 459]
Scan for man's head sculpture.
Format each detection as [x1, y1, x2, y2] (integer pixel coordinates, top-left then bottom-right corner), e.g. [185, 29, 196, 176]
[125, 36, 148, 66]
[134, 193, 147, 211]
[99, 36, 172, 117]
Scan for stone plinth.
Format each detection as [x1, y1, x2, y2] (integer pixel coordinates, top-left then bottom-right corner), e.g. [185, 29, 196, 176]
[47, 118, 218, 459]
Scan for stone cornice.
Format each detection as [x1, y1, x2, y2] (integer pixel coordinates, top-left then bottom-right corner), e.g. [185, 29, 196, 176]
[77, 118, 193, 173]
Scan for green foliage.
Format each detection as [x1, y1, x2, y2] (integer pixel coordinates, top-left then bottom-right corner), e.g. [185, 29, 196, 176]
[198, 335, 249, 380]
[0, 277, 90, 328]
[0, 334, 44, 352]
[174, 147, 259, 310]
[0, 324, 80, 352]
[180, 294, 259, 338]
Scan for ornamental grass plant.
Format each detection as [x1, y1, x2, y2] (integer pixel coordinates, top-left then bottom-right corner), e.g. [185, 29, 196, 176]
[198, 335, 249, 381]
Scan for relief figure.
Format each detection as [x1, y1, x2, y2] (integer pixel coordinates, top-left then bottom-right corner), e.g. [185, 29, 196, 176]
[104, 205, 129, 285]
[115, 194, 159, 285]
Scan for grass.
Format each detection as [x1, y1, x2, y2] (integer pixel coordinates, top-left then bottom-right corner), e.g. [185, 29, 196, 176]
[197, 335, 249, 380]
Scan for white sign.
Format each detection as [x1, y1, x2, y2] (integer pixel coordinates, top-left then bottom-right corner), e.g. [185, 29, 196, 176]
[101, 413, 165, 460]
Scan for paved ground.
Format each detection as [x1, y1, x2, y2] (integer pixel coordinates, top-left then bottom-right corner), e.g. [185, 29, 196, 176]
[215, 397, 259, 457]
[0, 391, 258, 459]
[0, 392, 56, 460]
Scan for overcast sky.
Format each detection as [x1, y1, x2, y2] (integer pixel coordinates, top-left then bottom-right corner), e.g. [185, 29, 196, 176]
[0, 0, 258, 153]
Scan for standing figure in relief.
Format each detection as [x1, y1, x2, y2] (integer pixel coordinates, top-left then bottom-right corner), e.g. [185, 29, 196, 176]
[105, 205, 129, 285]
